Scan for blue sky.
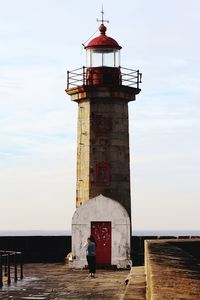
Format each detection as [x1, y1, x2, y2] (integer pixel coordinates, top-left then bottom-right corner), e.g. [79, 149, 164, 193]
[0, 0, 200, 232]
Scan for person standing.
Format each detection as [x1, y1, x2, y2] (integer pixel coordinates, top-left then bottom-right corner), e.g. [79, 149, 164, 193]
[85, 236, 96, 277]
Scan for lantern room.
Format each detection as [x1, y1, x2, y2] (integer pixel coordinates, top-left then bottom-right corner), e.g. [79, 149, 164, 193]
[85, 24, 122, 85]
[85, 24, 121, 68]
[66, 14, 142, 91]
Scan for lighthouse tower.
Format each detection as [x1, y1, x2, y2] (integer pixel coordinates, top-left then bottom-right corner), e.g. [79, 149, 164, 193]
[66, 13, 141, 268]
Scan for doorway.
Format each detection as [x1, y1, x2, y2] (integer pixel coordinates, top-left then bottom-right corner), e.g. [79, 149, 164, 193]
[91, 221, 111, 265]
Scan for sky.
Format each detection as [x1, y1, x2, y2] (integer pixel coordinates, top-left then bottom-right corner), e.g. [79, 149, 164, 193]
[0, 0, 200, 233]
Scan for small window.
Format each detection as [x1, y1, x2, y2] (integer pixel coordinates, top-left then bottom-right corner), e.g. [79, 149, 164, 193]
[95, 115, 111, 137]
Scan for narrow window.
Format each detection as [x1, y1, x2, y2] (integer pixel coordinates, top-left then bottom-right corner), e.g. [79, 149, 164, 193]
[95, 115, 111, 137]
[96, 162, 110, 186]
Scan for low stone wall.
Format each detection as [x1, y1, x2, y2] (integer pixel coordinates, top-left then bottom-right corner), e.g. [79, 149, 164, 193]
[145, 239, 200, 299]
[0, 236, 71, 262]
[1, 235, 199, 265]
[132, 235, 199, 266]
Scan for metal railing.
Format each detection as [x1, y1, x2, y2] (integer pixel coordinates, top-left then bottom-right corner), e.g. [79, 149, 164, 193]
[0, 251, 23, 287]
[67, 66, 142, 89]
[67, 66, 86, 89]
[120, 67, 142, 88]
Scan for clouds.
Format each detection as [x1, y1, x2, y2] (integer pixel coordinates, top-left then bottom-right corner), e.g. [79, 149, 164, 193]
[0, 153, 76, 230]
[0, 64, 77, 162]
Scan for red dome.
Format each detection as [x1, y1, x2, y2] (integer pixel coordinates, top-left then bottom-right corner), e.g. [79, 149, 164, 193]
[85, 24, 122, 50]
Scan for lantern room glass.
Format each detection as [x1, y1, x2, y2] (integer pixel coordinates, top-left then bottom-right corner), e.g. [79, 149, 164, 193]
[86, 48, 120, 68]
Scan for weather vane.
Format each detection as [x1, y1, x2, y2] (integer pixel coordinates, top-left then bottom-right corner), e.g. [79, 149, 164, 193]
[96, 5, 109, 25]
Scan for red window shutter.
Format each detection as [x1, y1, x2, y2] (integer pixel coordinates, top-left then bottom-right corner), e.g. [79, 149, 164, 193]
[96, 162, 110, 186]
[95, 115, 111, 137]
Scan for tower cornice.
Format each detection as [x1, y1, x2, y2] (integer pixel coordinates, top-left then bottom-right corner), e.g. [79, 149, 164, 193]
[65, 85, 141, 102]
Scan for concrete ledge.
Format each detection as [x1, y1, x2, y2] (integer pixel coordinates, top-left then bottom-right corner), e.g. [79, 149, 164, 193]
[66, 85, 140, 101]
[122, 266, 146, 300]
[145, 239, 200, 300]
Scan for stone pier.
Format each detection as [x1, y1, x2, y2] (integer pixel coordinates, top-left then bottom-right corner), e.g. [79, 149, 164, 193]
[1, 239, 200, 299]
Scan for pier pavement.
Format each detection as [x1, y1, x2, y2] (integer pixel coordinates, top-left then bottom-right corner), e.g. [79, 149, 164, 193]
[0, 263, 139, 300]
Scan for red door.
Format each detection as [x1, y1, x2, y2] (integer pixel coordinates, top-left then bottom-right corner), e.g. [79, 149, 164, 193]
[91, 221, 111, 265]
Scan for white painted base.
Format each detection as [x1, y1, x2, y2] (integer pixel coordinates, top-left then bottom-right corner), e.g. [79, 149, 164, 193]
[71, 258, 132, 269]
[71, 194, 131, 269]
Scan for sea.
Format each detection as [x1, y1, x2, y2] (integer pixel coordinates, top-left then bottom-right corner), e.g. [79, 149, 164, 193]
[0, 230, 199, 237]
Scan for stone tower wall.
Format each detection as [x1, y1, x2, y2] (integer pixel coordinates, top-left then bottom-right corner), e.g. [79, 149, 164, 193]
[76, 96, 131, 217]
[89, 99, 131, 217]
[67, 85, 139, 218]
[76, 100, 90, 207]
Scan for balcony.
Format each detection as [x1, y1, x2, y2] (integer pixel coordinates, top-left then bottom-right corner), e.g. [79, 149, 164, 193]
[67, 66, 142, 90]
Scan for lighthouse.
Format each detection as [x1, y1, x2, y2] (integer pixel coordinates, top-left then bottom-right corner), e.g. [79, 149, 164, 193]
[66, 12, 141, 268]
